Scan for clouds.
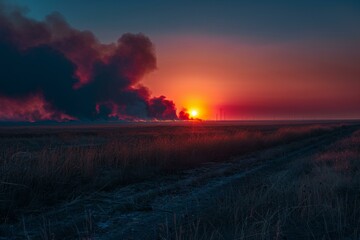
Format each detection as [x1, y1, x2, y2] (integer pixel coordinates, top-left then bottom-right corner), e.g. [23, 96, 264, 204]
[0, 3, 178, 121]
[148, 96, 177, 120]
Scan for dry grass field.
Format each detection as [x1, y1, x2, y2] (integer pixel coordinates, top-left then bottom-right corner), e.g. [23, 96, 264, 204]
[170, 128, 360, 240]
[0, 121, 359, 239]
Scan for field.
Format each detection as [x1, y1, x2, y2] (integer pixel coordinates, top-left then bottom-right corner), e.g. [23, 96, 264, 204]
[0, 120, 359, 239]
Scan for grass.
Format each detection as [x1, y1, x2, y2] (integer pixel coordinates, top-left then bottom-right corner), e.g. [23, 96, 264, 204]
[0, 122, 343, 224]
[171, 128, 360, 239]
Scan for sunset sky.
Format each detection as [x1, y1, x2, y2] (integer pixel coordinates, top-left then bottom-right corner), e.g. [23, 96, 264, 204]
[5, 0, 360, 120]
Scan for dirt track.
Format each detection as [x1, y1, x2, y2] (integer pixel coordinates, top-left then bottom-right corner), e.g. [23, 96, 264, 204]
[1, 125, 358, 239]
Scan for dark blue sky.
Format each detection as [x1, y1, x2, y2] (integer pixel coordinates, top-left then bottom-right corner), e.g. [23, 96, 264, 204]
[12, 0, 360, 43]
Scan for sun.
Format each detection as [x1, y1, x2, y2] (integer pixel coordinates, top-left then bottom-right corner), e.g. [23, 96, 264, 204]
[190, 109, 198, 118]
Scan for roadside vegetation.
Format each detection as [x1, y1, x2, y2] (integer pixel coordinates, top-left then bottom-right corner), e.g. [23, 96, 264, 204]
[0, 123, 343, 223]
[171, 129, 360, 239]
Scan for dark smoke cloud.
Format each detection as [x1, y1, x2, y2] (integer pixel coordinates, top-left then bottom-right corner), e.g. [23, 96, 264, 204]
[0, 3, 180, 121]
[148, 96, 177, 120]
[178, 108, 190, 120]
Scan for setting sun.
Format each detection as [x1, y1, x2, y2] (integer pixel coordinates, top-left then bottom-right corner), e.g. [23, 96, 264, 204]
[190, 109, 198, 118]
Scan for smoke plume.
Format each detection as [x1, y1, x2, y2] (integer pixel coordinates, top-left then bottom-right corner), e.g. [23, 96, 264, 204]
[178, 108, 190, 120]
[0, 3, 179, 121]
[148, 96, 178, 120]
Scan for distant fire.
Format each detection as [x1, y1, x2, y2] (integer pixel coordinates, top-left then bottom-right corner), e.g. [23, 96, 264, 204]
[0, 3, 187, 122]
[0, 95, 74, 122]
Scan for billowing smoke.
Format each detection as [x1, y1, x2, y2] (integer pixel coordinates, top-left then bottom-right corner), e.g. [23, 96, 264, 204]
[0, 3, 180, 121]
[178, 108, 190, 120]
[148, 96, 177, 120]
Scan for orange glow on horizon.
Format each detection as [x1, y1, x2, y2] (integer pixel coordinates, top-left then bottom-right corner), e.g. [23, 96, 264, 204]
[189, 109, 198, 118]
[143, 35, 360, 120]
[183, 97, 208, 119]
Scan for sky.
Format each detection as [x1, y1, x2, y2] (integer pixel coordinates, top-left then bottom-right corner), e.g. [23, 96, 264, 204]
[4, 0, 360, 120]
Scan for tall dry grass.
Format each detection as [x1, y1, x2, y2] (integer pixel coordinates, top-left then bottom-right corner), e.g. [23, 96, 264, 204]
[172, 128, 360, 239]
[0, 124, 339, 222]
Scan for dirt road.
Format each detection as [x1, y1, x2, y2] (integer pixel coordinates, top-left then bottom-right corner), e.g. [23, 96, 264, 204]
[1, 125, 358, 239]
